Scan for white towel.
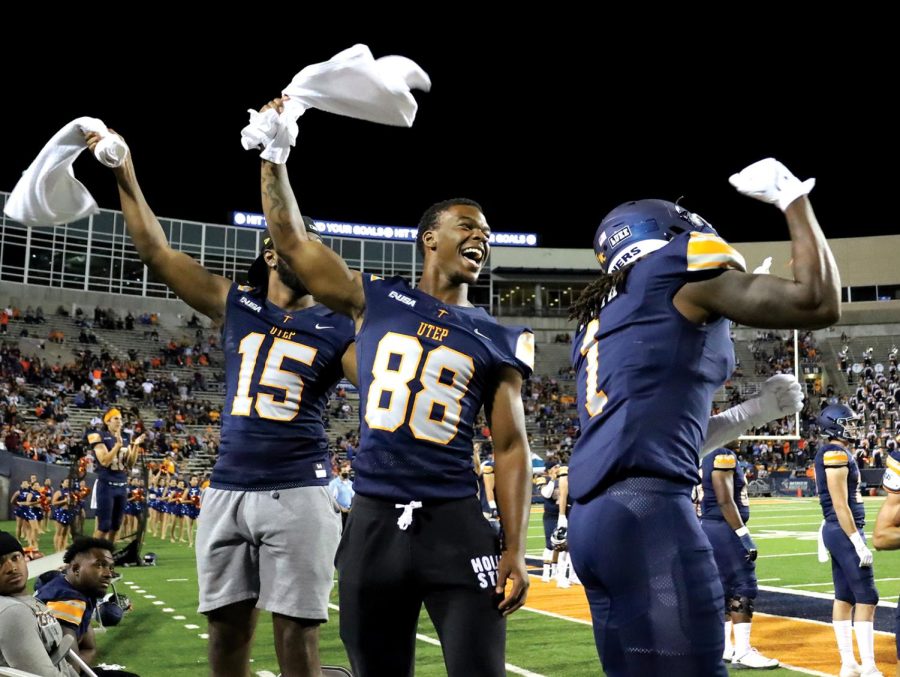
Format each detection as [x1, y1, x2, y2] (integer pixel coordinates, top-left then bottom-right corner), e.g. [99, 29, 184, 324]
[4, 117, 129, 227]
[241, 44, 431, 164]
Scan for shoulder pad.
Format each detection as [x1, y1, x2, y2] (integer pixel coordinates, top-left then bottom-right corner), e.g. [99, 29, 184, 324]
[713, 453, 737, 470]
[883, 454, 900, 492]
[823, 449, 849, 467]
[686, 232, 746, 273]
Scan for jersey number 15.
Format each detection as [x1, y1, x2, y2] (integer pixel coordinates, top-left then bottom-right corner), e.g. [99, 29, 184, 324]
[231, 333, 317, 421]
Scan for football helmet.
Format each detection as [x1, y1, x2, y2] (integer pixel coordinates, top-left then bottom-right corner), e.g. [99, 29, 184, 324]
[817, 404, 861, 442]
[550, 525, 568, 549]
[594, 199, 717, 273]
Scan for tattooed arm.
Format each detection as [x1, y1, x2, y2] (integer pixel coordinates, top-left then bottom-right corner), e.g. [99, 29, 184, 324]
[85, 132, 231, 322]
[259, 98, 365, 322]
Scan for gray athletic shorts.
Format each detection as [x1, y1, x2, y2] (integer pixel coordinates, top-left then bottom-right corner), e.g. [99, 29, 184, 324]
[196, 485, 341, 621]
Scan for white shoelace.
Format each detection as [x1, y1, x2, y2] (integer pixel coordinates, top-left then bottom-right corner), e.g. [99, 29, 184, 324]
[394, 501, 423, 530]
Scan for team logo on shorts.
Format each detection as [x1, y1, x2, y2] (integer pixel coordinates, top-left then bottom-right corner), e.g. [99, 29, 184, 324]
[470, 554, 500, 589]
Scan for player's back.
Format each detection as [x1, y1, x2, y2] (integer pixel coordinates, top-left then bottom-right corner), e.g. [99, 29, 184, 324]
[570, 232, 742, 500]
[214, 284, 354, 491]
[354, 276, 533, 502]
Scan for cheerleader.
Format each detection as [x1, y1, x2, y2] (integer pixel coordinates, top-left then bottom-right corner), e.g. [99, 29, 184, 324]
[51, 477, 75, 552]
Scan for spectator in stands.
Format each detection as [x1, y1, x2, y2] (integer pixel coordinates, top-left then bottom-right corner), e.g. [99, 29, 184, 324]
[0, 309, 8, 335]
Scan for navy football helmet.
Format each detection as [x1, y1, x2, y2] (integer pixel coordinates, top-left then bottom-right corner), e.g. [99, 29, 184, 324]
[550, 525, 568, 549]
[98, 592, 131, 626]
[143, 552, 157, 566]
[594, 199, 718, 273]
[817, 404, 861, 441]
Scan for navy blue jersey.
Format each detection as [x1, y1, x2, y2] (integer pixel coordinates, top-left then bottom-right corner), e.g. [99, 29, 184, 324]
[353, 276, 534, 501]
[36, 574, 96, 640]
[569, 232, 744, 499]
[87, 430, 131, 483]
[699, 448, 749, 523]
[815, 442, 865, 527]
[212, 284, 354, 490]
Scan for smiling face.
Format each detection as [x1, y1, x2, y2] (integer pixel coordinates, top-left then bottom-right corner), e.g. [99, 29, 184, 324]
[421, 204, 491, 286]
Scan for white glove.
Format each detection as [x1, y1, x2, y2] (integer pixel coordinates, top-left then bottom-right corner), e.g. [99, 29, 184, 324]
[752, 256, 773, 275]
[729, 158, 815, 212]
[849, 531, 873, 567]
[557, 514, 568, 529]
[742, 374, 804, 427]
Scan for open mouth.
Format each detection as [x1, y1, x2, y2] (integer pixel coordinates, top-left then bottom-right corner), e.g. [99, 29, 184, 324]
[460, 246, 485, 269]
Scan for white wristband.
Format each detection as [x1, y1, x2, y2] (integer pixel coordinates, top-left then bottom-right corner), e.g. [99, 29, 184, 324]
[488, 500, 496, 510]
[734, 526, 750, 537]
[849, 531, 864, 548]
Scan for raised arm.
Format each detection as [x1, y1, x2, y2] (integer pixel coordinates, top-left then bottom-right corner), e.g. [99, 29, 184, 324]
[873, 492, 900, 551]
[126, 432, 146, 467]
[85, 132, 231, 323]
[677, 160, 840, 329]
[257, 99, 365, 322]
[487, 366, 531, 616]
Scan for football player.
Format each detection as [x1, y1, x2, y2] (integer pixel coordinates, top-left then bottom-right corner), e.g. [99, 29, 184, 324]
[567, 158, 839, 675]
[258, 96, 534, 677]
[815, 405, 882, 677]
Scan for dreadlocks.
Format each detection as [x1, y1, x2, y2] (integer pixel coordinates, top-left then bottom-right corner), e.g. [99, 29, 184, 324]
[569, 267, 632, 327]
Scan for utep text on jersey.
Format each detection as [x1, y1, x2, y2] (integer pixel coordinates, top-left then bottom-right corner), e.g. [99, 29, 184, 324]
[353, 276, 534, 502]
[570, 231, 745, 500]
[213, 284, 354, 490]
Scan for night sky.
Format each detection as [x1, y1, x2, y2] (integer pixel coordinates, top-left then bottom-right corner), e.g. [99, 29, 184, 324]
[2, 24, 895, 249]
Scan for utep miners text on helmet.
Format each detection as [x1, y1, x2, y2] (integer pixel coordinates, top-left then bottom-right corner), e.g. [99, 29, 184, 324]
[593, 199, 720, 274]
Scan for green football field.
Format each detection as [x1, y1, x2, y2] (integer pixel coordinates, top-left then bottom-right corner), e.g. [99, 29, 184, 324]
[7, 496, 897, 676]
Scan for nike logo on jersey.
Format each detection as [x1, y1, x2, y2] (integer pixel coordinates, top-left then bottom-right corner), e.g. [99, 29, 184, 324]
[315, 323, 334, 330]
[474, 328, 492, 341]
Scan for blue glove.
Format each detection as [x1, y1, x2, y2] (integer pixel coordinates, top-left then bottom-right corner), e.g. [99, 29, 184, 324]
[735, 526, 758, 562]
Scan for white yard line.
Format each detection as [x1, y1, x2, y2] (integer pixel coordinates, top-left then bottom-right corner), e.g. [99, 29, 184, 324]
[782, 577, 900, 588]
[759, 584, 898, 608]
